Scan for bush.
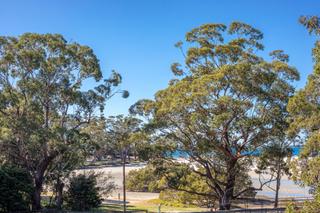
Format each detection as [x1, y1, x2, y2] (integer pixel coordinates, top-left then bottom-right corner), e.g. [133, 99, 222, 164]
[126, 163, 255, 208]
[286, 188, 320, 213]
[159, 190, 204, 207]
[65, 172, 103, 211]
[126, 164, 215, 207]
[158, 172, 216, 208]
[0, 165, 34, 212]
[126, 165, 161, 192]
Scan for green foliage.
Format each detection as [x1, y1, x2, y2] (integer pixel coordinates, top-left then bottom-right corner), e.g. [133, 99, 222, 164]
[157, 161, 255, 201]
[0, 165, 34, 212]
[81, 118, 110, 160]
[285, 202, 299, 213]
[299, 16, 320, 35]
[288, 15, 320, 189]
[0, 33, 127, 209]
[287, 15, 320, 212]
[126, 165, 161, 192]
[131, 21, 298, 210]
[255, 141, 292, 207]
[104, 115, 146, 161]
[82, 116, 149, 162]
[126, 164, 215, 207]
[158, 171, 215, 208]
[256, 142, 292, 176]
[65, 172, 102, 211]
[286, 189, 320, 213]
[45, 148, 87, 209]
[126, 163, 254, 208]
[159, 190, 200, 208]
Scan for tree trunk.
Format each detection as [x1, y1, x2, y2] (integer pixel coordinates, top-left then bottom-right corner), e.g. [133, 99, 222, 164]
[219, 159, 237, 210]
[55, 178, 64, 209]
[219, 182, 234, 210]
[274, 165, 281, 208]
[32, 174, 44, 210]
[32, 158, 53, 211]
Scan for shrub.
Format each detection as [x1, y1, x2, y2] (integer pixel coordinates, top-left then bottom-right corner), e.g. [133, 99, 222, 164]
[126, 163, 255, 208]
[158, 172, 216, 208]
[65, 172, 103, 211]
[0, 165, 34, 212]
[126, 165, 161, 192]
[159, 190, 204, 207]
[286, 188, 320, 213]
[126, 164, 216, 207]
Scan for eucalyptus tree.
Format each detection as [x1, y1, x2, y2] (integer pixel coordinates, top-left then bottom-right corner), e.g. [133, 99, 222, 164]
[255, 141, 292, 208]
[105, 115, 145, 159]
[105, 115, 143, 212]
[0, 33, 128, 210]
[81, 118, 110, 161]
[130, 22, 299, 210]
[288, 15, 320, 199]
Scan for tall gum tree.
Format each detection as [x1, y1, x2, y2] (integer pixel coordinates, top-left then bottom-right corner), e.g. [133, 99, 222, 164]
[130, 22, 299, 210]
[288, 16, 320, 202]
[0, 33, 128, 210]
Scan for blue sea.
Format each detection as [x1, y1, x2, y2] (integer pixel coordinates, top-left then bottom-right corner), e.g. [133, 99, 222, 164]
[291, 146, 302, 155]
[172, 146, 302, 159]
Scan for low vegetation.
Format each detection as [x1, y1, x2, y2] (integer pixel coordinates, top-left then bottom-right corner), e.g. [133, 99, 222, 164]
[65, 173, 103, 211]
[126, 163, 255, 209]
[0, 165, 34, 212]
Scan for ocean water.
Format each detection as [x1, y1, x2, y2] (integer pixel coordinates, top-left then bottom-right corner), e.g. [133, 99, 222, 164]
[172, 146, 302, 159]
[291, 146, 301, 156]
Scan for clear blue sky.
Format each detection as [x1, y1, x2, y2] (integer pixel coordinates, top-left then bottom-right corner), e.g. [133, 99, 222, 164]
[1, 0, 319, 115]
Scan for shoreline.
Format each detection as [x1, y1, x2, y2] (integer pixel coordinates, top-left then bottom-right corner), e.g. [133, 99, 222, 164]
[76, 162, 311, 202]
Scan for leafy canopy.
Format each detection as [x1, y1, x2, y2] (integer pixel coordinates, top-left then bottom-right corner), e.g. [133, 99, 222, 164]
[131, 21, 299, 210]
[0, 33, 128, 209]
[288, 15, 320, 192]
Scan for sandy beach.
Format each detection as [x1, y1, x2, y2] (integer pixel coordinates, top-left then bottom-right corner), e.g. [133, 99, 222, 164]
[249, 170, 310, 198]
[76, 162, 311, 204]
[77, 163, 159, 203]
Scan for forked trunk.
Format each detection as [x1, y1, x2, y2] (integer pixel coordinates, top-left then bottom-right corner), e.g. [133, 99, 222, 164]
[32, 158, 52, 211]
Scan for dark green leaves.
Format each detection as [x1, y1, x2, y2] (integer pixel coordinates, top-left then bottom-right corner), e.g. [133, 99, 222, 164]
[0, 33, 128, 208]
[122, 90, 130, 98]
[176, 22, 267, 77]
[171, 62, 184, 76]
[186, 23, 227, 43]
[0, 165, 34, 212]
[299, 16, 320, 35]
